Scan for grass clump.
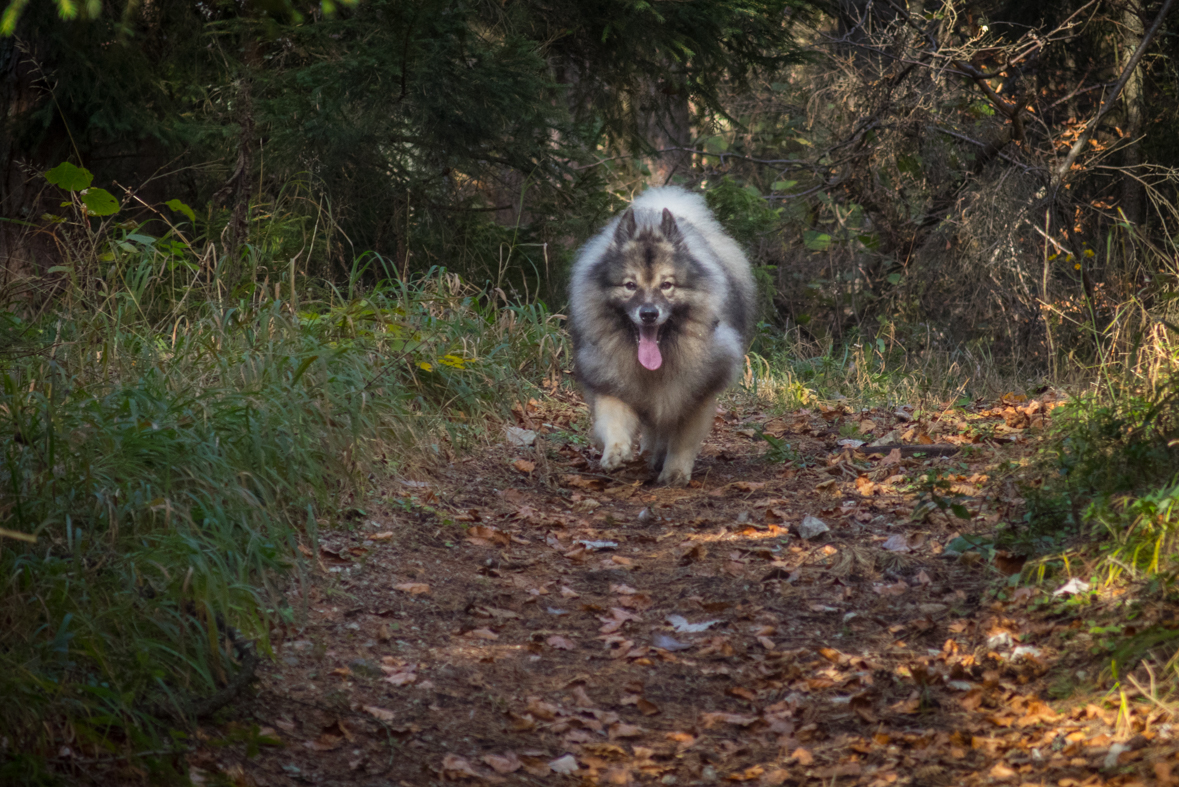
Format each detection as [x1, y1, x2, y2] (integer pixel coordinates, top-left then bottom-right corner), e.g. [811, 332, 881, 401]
[1024, 384, 1179, 572]
[0, 266, 563, 778]
[744, 324, 1033, 412]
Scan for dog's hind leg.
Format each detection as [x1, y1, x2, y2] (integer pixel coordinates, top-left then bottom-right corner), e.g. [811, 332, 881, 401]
[657, 395, 717, 487]
[593, 395, 639, 471]
[641, 425, 669, 473]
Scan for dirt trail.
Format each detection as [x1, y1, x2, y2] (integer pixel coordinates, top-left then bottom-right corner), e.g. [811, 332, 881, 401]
[197, 393, 1176, 786]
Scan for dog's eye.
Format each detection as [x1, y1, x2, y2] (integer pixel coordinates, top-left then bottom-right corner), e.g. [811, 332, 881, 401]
[660, 281, 675, 291]
[623, 281, 637, 291]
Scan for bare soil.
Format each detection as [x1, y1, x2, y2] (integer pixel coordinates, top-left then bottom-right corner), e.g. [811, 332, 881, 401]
[192, 392, 1179, 786]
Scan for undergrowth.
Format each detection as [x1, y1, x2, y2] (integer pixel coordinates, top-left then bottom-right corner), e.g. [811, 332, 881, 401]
[0, 178, 564, 781]
[743, 325, 1034, 412]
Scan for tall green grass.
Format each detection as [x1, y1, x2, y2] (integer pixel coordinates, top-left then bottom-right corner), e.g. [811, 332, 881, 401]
[0, 242, 564, 779]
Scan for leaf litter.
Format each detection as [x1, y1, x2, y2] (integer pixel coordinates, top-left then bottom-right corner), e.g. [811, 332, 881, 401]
[194, 389, 1179, 786]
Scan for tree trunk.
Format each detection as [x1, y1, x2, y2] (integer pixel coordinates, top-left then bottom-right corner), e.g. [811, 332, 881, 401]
[1119, 0, 1146, 226]
[0, 34, 67, 287]
[640, 72, 691, 186]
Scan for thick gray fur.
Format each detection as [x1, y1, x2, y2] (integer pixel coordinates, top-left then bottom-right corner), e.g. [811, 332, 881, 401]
[568, 187, 755, 486]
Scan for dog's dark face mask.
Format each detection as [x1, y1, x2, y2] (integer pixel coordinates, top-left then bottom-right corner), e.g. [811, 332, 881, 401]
[604, 207, 692, 370]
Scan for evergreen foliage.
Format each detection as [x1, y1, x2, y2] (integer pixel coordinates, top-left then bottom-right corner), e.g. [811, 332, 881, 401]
[2, 0, 809, 292]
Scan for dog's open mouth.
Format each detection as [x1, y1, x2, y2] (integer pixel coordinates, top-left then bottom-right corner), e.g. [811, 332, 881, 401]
[637, 325, 662, 370]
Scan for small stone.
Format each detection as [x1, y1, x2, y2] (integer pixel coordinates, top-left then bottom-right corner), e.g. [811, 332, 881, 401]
[798, 515, 830, 540]
[1103, 742, 1130, 770]
[505, 426, 537, 446]
[986, 631, 1013, 649]
[637, 507, 653, 523]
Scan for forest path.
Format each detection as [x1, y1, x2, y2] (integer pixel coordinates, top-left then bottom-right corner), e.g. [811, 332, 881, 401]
[202, 391, 1164, 786]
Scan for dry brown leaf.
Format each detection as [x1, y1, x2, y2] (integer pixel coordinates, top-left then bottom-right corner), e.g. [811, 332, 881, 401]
[608, 722, 643, 739]
[465, 627, 499, 640]
[637, 698, 661, 716]
[988, 761, 1017, 780]
[525, 697, 561, 721]
[546, 635, 576, 650]
[440, 754, 481, 779]
[466, 525, 511, 546]
[561, 474, 605, 490]
[393, 582, 429, 594]
[760, 768, 790, 786]
[512, 458, 536, 474]
[361, 705, 396, 721]
[701, 711, 759, 728]
[790, 747, 814, 766]
[481, 752, 523, 774]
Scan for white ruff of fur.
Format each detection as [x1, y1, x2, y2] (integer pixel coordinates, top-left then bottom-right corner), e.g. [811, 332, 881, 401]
[567, 187, 755, 486]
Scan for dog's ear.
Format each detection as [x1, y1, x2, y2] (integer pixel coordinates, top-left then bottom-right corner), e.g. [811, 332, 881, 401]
[614, 208, 637, 244]
[660, 208, 682, 244]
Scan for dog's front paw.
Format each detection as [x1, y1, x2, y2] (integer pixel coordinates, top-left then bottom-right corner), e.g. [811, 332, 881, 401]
[600, 442, 634, 471]
[657, 464, 691, 487]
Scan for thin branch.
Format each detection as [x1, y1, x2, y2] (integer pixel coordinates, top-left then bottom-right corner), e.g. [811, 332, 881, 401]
[1049, 0, 1176, 196]
[933, 127, 1039, 173]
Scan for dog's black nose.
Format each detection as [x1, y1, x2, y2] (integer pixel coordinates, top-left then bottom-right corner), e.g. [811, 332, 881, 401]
[639, 306, 659, 324]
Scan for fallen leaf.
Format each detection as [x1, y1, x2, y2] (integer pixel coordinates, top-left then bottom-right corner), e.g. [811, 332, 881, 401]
[547, 635, 576, 650]
[760, 768, 790, 786]
[549, 754, 579, 775]
[465, 627, 499, 640]
[512, 459, 535, 474]
[1053, 577, 1091, 596]
[440, 754, 481, 779]
[637, 698, 661, 715]
[526, 697, 561, 721]
[482, 752, 523, 774]
[700, 712, 759, 728]
[652, 634, 692, 651]
[667, 614, 721, 633]
[609, 722, 643, 739]
[791, 747, 814, 766]
[466, 525, 511, 546]
[362, 705, 395, 721]
[394, 582, 429, 594]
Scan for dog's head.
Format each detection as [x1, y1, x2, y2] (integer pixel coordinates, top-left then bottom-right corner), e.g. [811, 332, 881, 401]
[597, 207, 700, 370]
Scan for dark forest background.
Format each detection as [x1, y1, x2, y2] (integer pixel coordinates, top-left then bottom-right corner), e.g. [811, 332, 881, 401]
[2, 0, 1175, 362]
[4, 0, 1179, 781]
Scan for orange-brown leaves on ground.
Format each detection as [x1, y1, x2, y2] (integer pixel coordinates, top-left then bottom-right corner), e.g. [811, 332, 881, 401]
[381, 659, 417, 686]
[480, 751, 522, 774]
[304, 720, 353, 752]
[465, 525, 510, 546]
[439, 753, 481, 779]
[212, 392, 1179, 787]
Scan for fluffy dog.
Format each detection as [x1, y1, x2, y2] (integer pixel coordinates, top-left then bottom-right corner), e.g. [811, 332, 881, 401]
[568, 187, 755, 486]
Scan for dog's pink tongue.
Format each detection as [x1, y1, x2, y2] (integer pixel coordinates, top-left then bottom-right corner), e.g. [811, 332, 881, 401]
[637, 326, 662, 370]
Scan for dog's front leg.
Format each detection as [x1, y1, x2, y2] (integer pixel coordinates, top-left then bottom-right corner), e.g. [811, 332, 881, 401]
[657, 395, 717, 486]
[593, 395, 639, 470]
